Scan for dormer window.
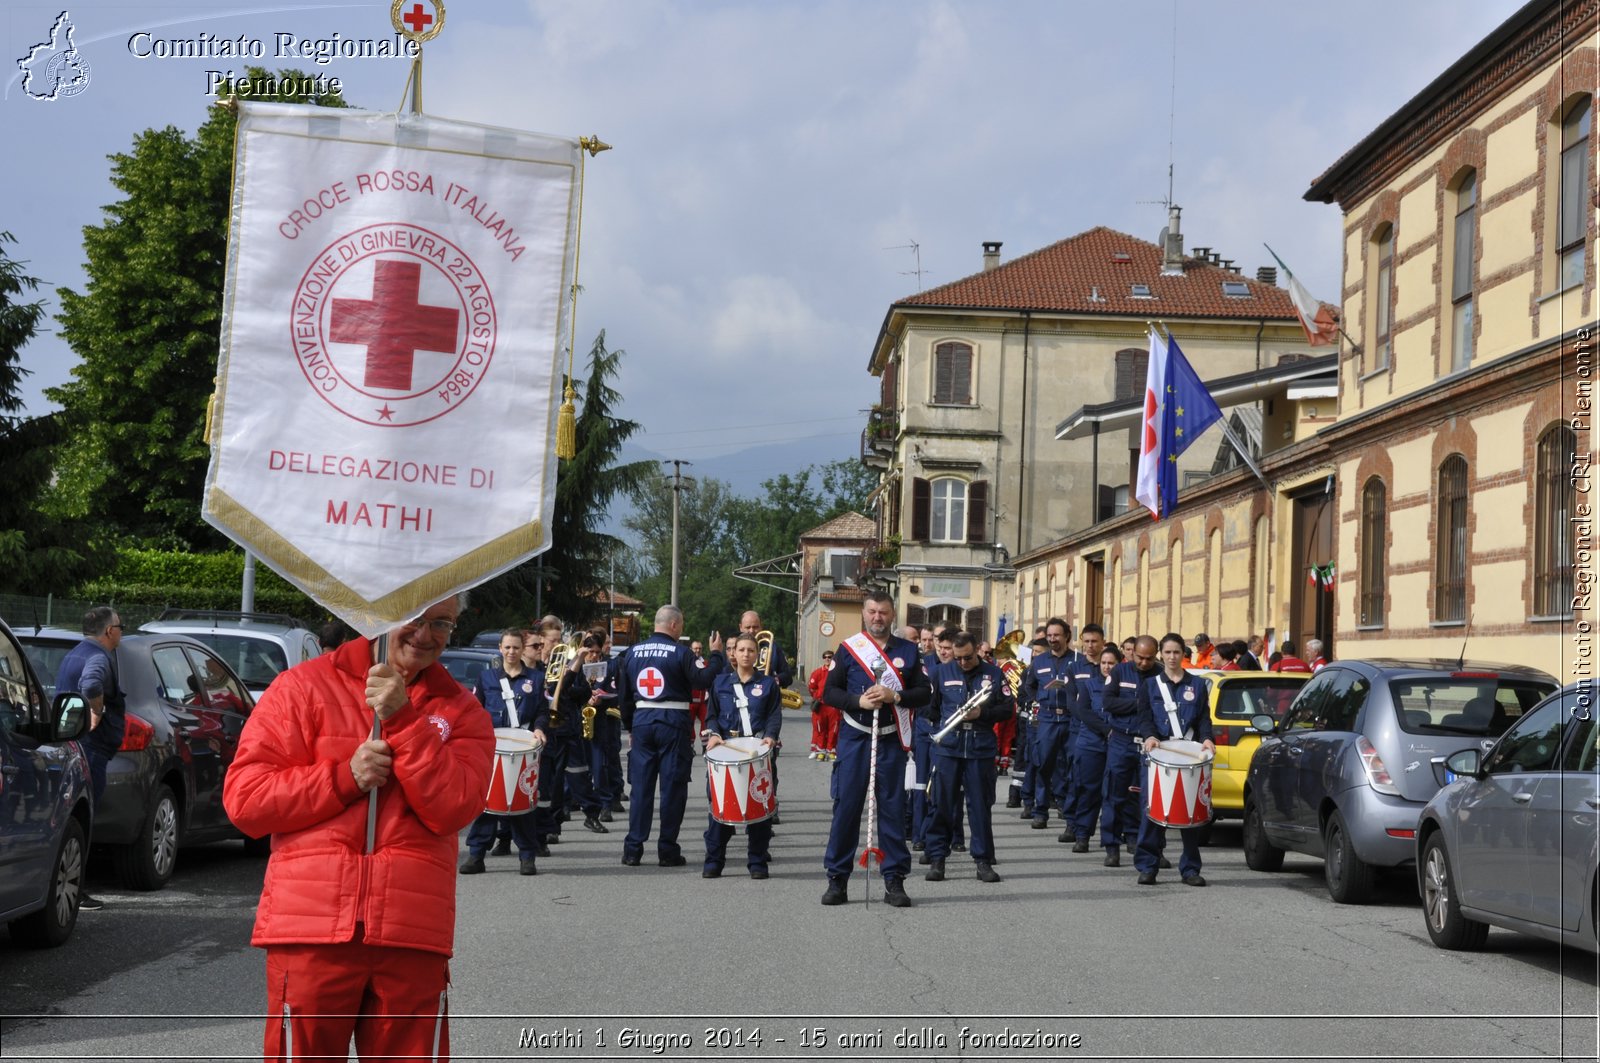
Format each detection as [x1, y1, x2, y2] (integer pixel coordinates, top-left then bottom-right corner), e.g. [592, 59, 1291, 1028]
[1130, 283, 1154, 299]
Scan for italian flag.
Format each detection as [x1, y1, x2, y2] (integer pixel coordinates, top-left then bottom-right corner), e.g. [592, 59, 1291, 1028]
[1266, 244, 1340, 347]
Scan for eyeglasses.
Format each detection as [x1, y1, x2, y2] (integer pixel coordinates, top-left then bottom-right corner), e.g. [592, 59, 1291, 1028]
[404, 616, 458, 636]
[108, 624, 125, 631]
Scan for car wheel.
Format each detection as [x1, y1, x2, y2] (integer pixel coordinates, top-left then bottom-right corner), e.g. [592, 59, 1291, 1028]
[1421, 834, 1488, 950]
[1324, 809, 1375, 904]
[10, 817, 86, 948]
[115, 784, 180, 890]
[1242, 797, 1284, 871]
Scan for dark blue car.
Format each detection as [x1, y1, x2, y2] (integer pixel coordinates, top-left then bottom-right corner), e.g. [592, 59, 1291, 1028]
[0, 616, 93, 947]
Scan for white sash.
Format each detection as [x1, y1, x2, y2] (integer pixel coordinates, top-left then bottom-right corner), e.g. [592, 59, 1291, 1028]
[1155, 678, 1192, 741]
[733, 680, 755, 737]
[499, 674, 520, 728]
[841, 633, 912, 751]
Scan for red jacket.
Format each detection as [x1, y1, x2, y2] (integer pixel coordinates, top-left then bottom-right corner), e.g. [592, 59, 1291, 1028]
[223, 638, 494, 957]
[1271, 655, 1313, 674]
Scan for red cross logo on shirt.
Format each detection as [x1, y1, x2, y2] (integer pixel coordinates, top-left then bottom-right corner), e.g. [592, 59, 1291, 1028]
[329, 259, 459, 391]
[636, 667, 665, 698]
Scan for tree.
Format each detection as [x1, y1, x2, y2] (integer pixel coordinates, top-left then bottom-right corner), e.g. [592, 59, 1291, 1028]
[817, 458, 877, 518]
[0, 232, 103, 589]
[625, 475, 747, 638]
[49, 70, 346, 549]
[470, 331, 656, 630]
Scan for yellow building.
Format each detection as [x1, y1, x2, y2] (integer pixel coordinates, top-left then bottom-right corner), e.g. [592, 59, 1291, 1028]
[1006, 0, 1594, 681]
[863, 222, 1313, 636]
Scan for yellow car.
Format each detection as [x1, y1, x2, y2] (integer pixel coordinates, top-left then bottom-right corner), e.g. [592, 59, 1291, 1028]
[1203, 670, 1311, 820]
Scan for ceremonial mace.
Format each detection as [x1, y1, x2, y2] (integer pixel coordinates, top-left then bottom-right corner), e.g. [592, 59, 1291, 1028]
[858, 660, 888, 907]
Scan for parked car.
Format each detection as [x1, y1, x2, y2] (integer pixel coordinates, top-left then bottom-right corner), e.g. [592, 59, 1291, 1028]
[1204, 670, 1311, 824]
[1242, 659, 1556, 903]
[469, 629, 503, 649]
[21, 627, 261, 890]
[0, 616, 93, 947]
[1415, 681, 1598, 952]
[439, 647, 502, 692]
[137, 610, 321, 696]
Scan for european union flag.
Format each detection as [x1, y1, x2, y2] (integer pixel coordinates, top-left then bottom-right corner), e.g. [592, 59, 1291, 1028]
[1155, 334, 1224, 517]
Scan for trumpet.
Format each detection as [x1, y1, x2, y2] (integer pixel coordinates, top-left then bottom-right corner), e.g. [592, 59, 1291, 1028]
[756, 628, 805, 710]
[931, 681, 994, 743]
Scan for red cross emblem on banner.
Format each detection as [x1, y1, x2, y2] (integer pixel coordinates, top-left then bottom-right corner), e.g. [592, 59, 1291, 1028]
[636, 667, 665, 699]
[330, 259, 460, 391]
[402, 3, 433, 33]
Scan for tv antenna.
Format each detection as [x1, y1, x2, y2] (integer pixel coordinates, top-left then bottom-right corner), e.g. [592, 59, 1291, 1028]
[885, 240, 927, 290]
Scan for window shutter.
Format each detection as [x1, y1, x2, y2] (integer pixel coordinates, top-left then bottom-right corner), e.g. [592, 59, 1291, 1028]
[1097, 484, 1116, 523]
[953, 347, 972, 404]
[966, 480, 988, 543]
[934, 346, 953, 403]
[965, 606, 987, 642]
[906, 604, 926, 627]
[882, 362, 897, 409]
[911, 477, 931, 541]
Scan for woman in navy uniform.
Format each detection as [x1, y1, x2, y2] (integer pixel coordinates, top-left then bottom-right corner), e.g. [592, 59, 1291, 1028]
[461, 629, 548, 875]
[923, 631, 1014, 884]
[1100, 635, 1160, 866]
[700, 634, 783, 878]
[1133, 632, 1215, 886]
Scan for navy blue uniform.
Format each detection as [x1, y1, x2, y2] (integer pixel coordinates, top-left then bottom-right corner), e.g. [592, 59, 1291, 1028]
[1133, 670, 1215, 879]
[586, 654, 623, 810]
[1021, 649, 1087, 825]
[909, 651, 961, 850]
[820, 634, 931, 885]
[924, 658, 1013, 864]
[465, 664, 547, 859]
[701, 670, 784, 875]
[1066, 655, 1111, 843]
[618, 633, 723, 863]
[1100, 659, 1159, 854]
[537, 662, 598, 839]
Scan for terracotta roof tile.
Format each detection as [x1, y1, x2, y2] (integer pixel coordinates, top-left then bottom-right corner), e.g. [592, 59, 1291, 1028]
[895, 227, 1298, 321]
[800, 511, 876, 541]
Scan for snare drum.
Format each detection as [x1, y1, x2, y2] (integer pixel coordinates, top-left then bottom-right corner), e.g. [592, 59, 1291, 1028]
[1143, 739, 1214, 828]
[704, 740, 776, 825]
[485, 727, 542, 816]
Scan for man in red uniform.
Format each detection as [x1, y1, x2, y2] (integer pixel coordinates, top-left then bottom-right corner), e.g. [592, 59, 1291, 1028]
[807, 651, 838, 759]
[224, 595, 494, 1062]
[1269, 638, 1313, 674]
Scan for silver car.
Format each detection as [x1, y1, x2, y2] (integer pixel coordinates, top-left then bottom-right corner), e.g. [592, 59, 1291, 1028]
[138, 610, 321, 696]
[1416, 682, 1598, 952]
[1242, 659, 1556, 904]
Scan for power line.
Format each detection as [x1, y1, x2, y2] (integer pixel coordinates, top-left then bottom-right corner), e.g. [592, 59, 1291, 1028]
[643, 414, 865, 438]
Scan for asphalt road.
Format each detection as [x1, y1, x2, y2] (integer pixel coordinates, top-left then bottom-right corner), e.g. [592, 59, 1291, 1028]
[2, 741, 1595, 1062]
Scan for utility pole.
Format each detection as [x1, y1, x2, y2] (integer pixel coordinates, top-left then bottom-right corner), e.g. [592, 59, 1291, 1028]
[664, 459, 694, 606]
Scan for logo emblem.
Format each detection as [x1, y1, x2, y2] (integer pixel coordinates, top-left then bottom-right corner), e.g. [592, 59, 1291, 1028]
[751, 684, 763, 696]
[636, 667, 666, 699]
[892, 657, 904, 669]
[290, 223, 496, 426]
[749, 768, 774, 805]
[516, 758, 537, 797]
[17, 12, 91, 102]
[1183, 688, 1195, 701]
[427, 714, 452, 742]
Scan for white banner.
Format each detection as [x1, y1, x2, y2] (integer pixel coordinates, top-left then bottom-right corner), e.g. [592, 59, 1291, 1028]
[204, 102, 581, 636]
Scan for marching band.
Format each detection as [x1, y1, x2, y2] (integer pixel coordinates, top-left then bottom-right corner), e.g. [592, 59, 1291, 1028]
[461, 592, 1224, 905]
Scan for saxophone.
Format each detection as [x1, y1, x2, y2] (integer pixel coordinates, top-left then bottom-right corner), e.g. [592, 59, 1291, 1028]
[582, 703, 597, 740]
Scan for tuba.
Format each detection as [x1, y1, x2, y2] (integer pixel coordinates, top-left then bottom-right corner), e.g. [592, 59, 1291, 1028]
[994, 629, 1029, 701]
[756, 629, 805, 710]
[544, 638, 580, 730]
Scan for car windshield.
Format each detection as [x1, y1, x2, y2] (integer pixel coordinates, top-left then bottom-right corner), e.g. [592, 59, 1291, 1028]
[1389, 677, 1551, 737]
[1214, 677, 1305, 720]
[183, 633, 288, 688]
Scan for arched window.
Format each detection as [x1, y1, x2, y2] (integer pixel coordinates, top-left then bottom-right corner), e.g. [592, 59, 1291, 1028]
[1435, 456, 1468, 622]
[1359, 478, 1386, 627]
[1534, 425, 1576, 617]
[1370, 224, 1395, 373]
[929, 477, 968, 542]
[932, 341, 973, 404]
[1448, 170, 1476, 371]
[926, 604, 963, 633]
[1558, 96, 1592, 291]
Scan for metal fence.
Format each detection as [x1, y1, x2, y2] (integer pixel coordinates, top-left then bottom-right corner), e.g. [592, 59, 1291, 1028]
[0, 593, 171, 633]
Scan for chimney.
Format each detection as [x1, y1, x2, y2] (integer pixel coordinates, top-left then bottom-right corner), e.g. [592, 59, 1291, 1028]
[1256, 265, 1278, 286]
[1162, 205, 1184, 275]
[982, 241, 1002, 272]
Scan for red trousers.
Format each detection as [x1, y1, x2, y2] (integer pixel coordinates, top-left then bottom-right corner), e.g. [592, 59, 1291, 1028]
[264, 940, 450, 1061]
[810, 705, 840, 753]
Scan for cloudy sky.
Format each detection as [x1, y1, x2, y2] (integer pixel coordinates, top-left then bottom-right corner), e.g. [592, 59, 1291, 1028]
[3, 0, 1518, 472]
